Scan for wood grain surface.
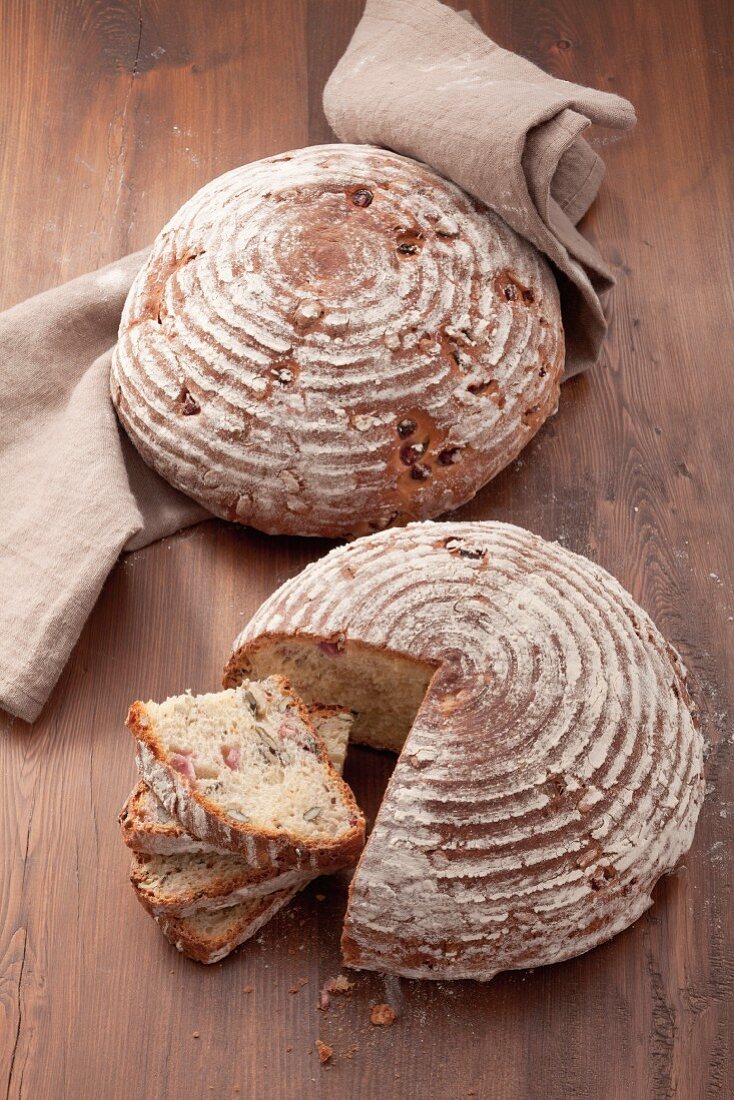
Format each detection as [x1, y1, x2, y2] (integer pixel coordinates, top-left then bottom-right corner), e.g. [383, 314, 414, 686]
[1, 2, 732, 1097]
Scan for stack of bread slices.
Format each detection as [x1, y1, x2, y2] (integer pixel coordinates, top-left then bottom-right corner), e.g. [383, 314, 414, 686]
[118, 676, 365, 963]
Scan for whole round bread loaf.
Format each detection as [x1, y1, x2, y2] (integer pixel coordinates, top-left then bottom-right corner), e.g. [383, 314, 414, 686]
[224, 521, 704, 981]
[111, 144, 564, 537]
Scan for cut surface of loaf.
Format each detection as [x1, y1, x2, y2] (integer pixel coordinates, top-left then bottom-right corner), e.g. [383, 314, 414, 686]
[156, 886, 301, 964]
[228, 640, 436, 754]
[120, 704, 353, 856]
[225, 520, 705, 981]
[127, 676, 364, 871]
[111, 143, 564, 538]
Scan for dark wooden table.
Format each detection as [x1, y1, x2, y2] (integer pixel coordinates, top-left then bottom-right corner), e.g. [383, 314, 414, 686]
[1, 2, 732, 1097]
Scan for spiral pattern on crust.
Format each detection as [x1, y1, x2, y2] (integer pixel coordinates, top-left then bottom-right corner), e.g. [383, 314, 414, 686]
[111, 145, 564, 537]
[228, 521, 704, 980]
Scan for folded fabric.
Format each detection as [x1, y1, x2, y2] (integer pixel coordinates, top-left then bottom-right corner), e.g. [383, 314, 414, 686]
[0, 1, 634, 725]
[0, 254, 208, 724]
[324, 0, 636, 375]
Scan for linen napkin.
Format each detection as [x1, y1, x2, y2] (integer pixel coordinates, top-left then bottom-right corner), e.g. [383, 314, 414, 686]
[0, 255, 208, 723]
[324, 0, 636, 374]
[0, 0, 634, 724]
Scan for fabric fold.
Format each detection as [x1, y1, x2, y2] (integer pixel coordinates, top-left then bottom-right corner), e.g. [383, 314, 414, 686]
[323, 0, 636, 375]
[0, 255, 208, 722]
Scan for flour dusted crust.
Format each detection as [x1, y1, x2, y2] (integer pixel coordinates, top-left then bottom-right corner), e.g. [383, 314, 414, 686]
[111, 144, 564, 537]
[120, 781, 213, 857]
[225, 521, 705, 981]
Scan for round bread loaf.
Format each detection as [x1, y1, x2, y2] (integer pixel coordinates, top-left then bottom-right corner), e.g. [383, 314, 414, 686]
[111, 145, 564, 537]
[224, 521, 704, 981]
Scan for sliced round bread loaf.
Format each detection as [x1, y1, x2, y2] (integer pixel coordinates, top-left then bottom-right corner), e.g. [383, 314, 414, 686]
[225, 521, 705, 981]
[112, 143, 564, 537]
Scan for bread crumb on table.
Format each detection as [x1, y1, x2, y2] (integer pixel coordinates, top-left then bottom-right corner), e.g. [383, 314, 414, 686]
[370, 1003, 397, 1027]
[316, 1040, 333, 1064]
[325, 974, 354, 994]
[242, 985, 253, 994]
[192, 1031, 200, 1039]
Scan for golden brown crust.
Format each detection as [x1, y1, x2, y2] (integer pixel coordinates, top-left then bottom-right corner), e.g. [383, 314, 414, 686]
[118, 780, 146, 845]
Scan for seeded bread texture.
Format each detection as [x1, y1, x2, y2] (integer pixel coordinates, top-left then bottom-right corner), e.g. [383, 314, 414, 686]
[120, 704, 353, 856]
[155, 886, 303, 964]
[230, 638, 435, 754]
[128, 676, 365, 871]
[126, 707, 353, 917]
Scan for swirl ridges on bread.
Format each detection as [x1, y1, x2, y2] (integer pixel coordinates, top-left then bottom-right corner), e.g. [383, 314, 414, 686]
[112, 145, 564, 537]
[225, 521, 704, 981]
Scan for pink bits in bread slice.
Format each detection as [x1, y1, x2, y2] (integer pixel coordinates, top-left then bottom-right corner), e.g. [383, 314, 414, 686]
[125, 705, 354, 920]
[119, 704, 354, 857]
[126, 675, 364, 873]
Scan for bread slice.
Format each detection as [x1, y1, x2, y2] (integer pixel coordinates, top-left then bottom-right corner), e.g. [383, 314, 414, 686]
[127, 677, 364, 871]
[131, 850, 313, 917]
[155, 885, 304, 964]
[128, 705, 354, 917]
[120, 705, 353, 856]
[303, 703, 351, 775]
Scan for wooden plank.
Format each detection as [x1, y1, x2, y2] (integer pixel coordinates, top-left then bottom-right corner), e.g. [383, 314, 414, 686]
[1, 1, 731, 1097]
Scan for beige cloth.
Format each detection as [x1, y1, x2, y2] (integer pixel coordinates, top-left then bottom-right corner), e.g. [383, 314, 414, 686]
[0, 254, 208, 723]
[324, 0, 636, 374]
[0, 0, 634, 724]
